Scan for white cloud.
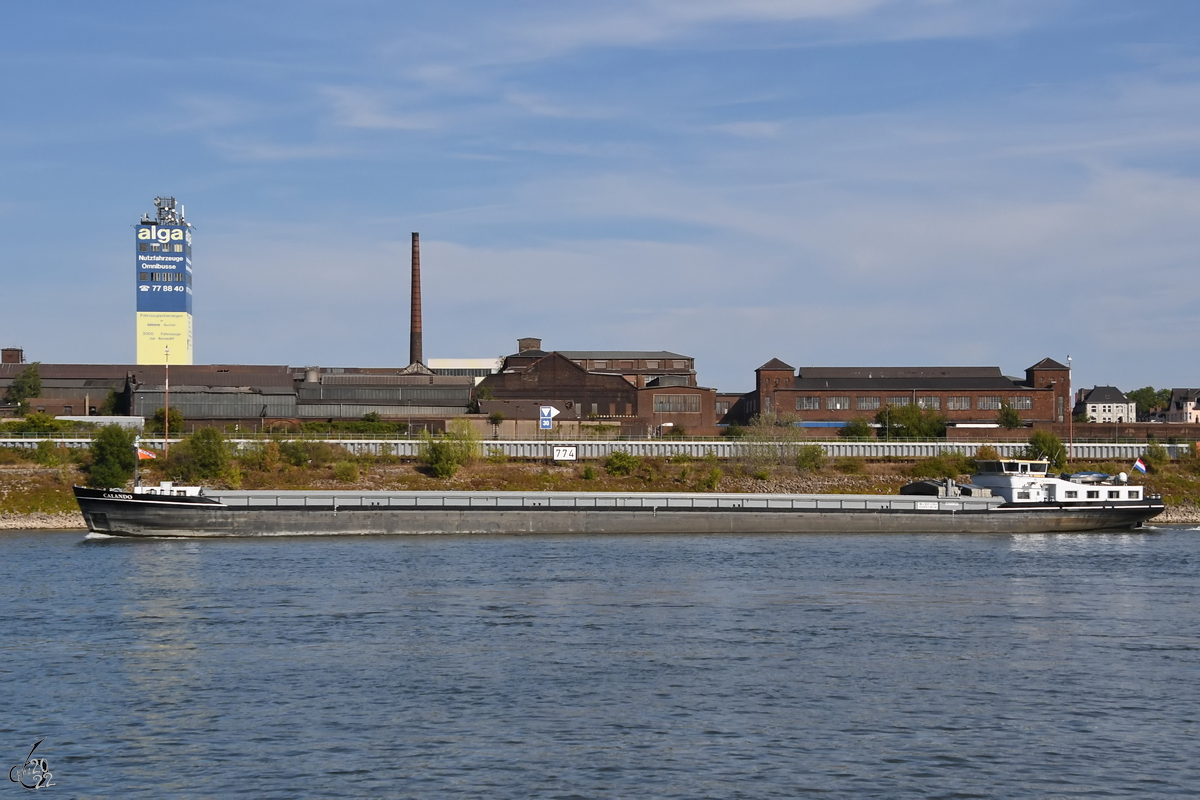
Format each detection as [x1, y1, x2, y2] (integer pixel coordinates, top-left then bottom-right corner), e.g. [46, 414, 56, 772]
[320, 86, 442, 130]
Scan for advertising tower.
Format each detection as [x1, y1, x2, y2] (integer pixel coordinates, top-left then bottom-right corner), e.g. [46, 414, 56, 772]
[135, 197, 193, 365]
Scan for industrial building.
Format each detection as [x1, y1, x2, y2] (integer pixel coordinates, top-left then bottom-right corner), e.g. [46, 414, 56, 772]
[744, 358, 1072, 427]
[476, 339, 718, 435]
[136, 197, 193, 365]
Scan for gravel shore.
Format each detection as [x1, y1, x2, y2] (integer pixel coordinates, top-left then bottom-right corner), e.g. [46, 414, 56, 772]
[0, 512, 86, 530]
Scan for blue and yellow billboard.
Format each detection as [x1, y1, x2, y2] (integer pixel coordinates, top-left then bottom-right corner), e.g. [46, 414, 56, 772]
[135, 224, 193, 364]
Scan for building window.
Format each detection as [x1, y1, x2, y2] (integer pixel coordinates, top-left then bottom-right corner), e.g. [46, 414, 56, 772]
[591, 403, 598, 416]
[917, 396, 941, 410]
[796, 397, 820, 411]
[653, 394, 700, 413]
[138, 243, 148, 252]
[887, 396, 910, 407]
[856, 396, 880, 411]
[139, 272, 149, 281]
[62, 406, 72, 415]
[593, 361, 607, 369]
[174, 243, 184, 252]
[977, 396, 1002, 410]
[645, 361, 659, 369]
[826, 396, 851, 410]
[947, 396, 970, 410]
[620, 361, 634, 369]
[716, 401, 730, 415]
[1010, 396, 1033, 410]
[673, 360, 686, 369]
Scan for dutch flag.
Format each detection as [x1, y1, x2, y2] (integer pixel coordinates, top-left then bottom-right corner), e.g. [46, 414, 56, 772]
[1133, 457, 1147, 474]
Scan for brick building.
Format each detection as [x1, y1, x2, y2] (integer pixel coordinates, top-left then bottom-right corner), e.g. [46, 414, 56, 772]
[477, 343, 717, 434]
[744, 357, 1071, 426]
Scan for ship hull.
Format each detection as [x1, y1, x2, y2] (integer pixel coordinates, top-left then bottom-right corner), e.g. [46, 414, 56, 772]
[74, 488, 1165, 538]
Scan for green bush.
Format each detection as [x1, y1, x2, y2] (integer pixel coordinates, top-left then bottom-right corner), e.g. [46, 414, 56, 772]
[33, 440, 70, 467]
[695, 467, 722, 491]
[333, 461, 359, 483]
[605, 450, 640, 476]
[795, 444, 826, 472]
[1143, 441, 1169, 472]
[423, 440, 464, 478]
[996, 403, 1023, 429]
[280, 440, 346, 468]
[834, 456, 865, 474]
[88, 424, 137, 488]
[1024, 431, 1067, 470]
[752, 468, 771, 480]
[839, 419, 873, 439]
[875, 404, 947, 439]
[581, 465, 596, 480]
[171, 427, 233, 481]
[147, 407, 185, 435]
[974, 445, 1001, 461]
[910, 451, 971, 479]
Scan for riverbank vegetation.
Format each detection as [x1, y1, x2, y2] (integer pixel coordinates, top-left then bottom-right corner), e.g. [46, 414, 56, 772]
[3, 427, 1199, 518]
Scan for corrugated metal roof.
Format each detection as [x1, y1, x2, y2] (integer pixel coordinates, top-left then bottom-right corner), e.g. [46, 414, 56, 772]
[297, 405, 467, 418]
[320, 374, 474, 386]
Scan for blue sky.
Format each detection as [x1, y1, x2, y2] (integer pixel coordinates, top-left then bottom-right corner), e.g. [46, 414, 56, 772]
[2, 0, 1198, 393]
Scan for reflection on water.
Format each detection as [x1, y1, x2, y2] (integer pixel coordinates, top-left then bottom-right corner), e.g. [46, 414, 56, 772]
[1, 528, 1198, 797]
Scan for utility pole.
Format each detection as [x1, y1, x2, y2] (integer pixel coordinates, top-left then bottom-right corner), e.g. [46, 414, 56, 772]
[164, 345, 170, 460]
[1067, 355, 1073, 463]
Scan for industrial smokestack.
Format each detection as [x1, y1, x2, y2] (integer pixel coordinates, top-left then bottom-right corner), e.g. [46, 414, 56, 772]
[410, 232, 423, 366]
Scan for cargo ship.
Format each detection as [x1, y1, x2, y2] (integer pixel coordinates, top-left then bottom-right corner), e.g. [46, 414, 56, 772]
[73, 459, 1164, 538]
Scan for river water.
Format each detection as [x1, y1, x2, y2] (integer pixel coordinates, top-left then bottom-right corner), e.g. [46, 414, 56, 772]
[2, 527, 1198, 798]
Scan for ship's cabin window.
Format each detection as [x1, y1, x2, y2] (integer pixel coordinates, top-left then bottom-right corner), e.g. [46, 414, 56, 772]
[998, 460, 1047, 475]
[1087, 490, 1099, 499]
[1108, 490, 1120, 499]
[1017, 491, 1031, 500]
[976, 461, 1002, 473]
[1065, 490, 1078, 499]
[1129, 490, 1140, 500]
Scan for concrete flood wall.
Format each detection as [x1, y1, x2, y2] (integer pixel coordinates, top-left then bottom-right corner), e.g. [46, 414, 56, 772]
[1, 437, 1188, 461]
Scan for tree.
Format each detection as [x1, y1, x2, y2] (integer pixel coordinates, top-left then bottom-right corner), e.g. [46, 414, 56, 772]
[875, 404, 947, 440]
[147, 407, 184, 434]
[996, 403, 1023, 429]
[88, 424, 137, 488]
[488, 411, 505, 439]
[1024, 430, 1067, 470]
[1127, 387, 1173, 420]
[418, 420, 480, 479]
[180, 427, 232, 480]
[6, 363, 41, 414]
[839, 419, 873, 439]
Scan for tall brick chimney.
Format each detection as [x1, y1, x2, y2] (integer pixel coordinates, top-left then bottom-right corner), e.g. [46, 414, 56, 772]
[410, 232, 423, 366]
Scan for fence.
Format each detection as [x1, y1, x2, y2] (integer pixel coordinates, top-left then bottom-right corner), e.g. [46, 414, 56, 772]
[0, 436, 1189, 461]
